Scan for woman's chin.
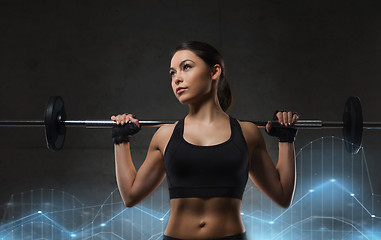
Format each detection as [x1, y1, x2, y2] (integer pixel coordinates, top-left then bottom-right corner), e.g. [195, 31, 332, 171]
[177, 97, 193, 105]
[176, 95, 189, 103]
[177, 94, 206, 106]
[178, 99, 188, 105]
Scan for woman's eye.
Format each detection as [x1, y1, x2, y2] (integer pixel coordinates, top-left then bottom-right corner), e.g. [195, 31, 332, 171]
[169, 71, 175, 77]
[184, 64, 191, 70]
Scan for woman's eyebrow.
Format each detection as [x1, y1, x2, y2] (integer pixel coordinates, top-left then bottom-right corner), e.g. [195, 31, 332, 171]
[169, 59, 195, 71]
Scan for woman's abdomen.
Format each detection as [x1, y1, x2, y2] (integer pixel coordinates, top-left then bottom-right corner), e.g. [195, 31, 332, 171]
[164, 197, 245, 239]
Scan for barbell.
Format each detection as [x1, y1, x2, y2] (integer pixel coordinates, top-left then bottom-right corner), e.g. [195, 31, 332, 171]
[0, 96, 379, 154]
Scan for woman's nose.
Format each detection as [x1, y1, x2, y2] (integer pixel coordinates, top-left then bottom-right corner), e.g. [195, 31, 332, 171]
[175, 75, 183, 84]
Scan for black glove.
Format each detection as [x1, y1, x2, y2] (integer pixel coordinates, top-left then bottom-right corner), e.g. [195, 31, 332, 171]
[112, 122, 141, 144]
[265, 110, 299, 143]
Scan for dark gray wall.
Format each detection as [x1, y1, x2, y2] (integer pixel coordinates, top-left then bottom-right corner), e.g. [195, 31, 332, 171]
[1, 0, 380, 216]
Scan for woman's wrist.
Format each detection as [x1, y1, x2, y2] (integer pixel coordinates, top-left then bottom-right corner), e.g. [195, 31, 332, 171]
[278, 142, 294, 148]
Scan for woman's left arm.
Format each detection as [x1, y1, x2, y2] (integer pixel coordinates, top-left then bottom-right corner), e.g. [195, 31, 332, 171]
[241, 122, 296, 208]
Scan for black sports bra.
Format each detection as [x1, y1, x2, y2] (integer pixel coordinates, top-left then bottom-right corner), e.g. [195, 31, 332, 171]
[163, 115, 250, 200]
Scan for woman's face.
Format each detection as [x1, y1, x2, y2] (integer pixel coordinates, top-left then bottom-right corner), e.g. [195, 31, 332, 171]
[169, 50, 215, 105]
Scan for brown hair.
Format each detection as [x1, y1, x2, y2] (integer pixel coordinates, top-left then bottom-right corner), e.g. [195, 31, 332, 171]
[172, 41, 233, 112]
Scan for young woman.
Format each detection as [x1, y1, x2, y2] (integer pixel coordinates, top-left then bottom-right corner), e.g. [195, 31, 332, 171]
[111, 41, 298, 240]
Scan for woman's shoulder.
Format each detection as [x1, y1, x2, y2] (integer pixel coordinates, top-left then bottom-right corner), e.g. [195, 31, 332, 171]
[236, 119, 259, 131]
[237, 120, 263, 147]
[150, 121, 179, 151]
[154, 121, 178, 138]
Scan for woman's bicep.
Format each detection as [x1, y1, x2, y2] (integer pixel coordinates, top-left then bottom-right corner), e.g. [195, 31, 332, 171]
[128, 127, 168, 207]
[244, 123, 284, 205]
[249, 143, 283, 201]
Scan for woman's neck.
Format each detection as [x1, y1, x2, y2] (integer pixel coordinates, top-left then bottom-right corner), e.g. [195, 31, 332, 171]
[186, 95, 227, 124]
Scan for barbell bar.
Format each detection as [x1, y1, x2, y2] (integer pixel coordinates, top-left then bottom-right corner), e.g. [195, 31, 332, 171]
[0, 120, 358, 128]
[3, 119, 380, 129]
[0, 96, 379, 153]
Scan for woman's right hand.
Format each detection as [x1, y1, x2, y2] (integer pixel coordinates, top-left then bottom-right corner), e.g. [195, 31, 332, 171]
[110, 113, 141, 145]
[111, 113, 140, 128]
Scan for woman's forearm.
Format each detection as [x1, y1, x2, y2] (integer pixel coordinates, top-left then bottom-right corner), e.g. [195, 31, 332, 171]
[276, 142, 296, 207]
[114, 142, 137, 206]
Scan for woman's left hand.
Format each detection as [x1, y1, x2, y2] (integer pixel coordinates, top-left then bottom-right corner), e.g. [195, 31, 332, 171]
[265, 111, 299, 143]
[266, 111, 299, 132]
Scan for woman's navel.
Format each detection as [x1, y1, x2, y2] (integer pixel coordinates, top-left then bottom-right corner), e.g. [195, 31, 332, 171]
[199, 220, 206, 228]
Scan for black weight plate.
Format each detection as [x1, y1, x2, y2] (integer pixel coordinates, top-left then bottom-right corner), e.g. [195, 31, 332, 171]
[343, 96, 363, 154]
[44, 96, 66, 151]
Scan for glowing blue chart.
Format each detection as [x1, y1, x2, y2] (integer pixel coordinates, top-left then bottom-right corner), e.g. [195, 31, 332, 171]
[1, 136, 380, 239]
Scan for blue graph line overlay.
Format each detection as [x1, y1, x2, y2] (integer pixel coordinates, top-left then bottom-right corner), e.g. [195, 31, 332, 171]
[0, 136, 380, 239]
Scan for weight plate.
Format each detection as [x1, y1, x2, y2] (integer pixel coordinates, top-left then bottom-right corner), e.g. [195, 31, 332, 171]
[343, 96, 363, 154]
[44, 96, 66, 151]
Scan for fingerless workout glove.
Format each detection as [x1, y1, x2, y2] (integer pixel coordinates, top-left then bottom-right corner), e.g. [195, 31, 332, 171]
[265, 110, 299, 143]
[112, 123, 141, 144]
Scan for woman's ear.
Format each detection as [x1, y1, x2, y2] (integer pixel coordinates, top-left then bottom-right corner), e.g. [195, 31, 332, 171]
[211, 64, 222, 81]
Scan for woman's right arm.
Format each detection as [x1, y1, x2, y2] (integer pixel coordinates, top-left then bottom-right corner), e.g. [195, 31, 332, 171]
[114, 124, 168, 208]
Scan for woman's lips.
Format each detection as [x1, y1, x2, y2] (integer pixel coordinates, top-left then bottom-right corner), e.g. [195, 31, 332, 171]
[177, 88, 186, 94]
